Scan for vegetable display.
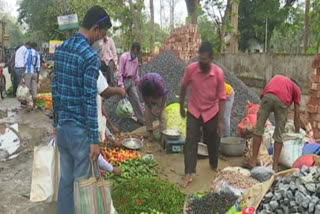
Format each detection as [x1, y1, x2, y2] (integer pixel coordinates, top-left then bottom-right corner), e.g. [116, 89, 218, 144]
[112, 177, 185, 214]
[104, 158, 157, 182]
[101, 147, 141, 165]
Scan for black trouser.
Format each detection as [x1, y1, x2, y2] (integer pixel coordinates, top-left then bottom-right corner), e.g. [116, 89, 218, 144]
[184, 112, 220, 174]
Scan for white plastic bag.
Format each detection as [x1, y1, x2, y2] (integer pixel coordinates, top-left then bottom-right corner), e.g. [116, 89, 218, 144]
[279, 131, 306, 168]
[16, 83, 32, 102]
[116, 98, 133, 118]
[30, 137, 60, 202]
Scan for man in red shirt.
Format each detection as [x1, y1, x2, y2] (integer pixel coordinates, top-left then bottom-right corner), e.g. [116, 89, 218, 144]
[249, 75, 301, 172]
[180, 42, 226, 187]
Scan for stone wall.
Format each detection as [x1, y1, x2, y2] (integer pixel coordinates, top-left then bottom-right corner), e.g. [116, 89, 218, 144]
[214, 53, 314, 94]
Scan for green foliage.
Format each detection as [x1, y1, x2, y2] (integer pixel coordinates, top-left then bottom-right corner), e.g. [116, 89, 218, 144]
[238, 0, 296, 52]
[310, 0, 320, 53]
[0, 14, 25, 48]
[198, 15, 220, 52]
[17, 0, 168, 52]
[271, 3, 304, 53]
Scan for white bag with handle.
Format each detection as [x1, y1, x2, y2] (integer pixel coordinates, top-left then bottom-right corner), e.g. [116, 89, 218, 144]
[30, 137, 60, 202]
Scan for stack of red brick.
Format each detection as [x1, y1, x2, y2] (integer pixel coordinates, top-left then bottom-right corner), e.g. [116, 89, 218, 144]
[306, 54, 320, 141]
[160, 24, 201, 61]
[143, 24, 201, 63]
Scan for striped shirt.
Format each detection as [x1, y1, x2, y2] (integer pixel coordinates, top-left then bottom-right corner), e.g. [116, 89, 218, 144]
[25, 49, 40, 73]
[52, 33, 101, 143]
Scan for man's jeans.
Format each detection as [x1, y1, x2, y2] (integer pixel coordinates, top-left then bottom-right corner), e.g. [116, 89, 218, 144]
[14, 67, 24, 96]
[57, 122, 90, 214]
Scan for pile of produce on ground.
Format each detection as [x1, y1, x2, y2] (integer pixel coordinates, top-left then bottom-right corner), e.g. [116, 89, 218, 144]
[37, 93, 53, 111]
[101, 147, 141, 165]
[112, 177, 185, 214]
[104, 158, 157, 182]
[211, 170, 258, 193]
[258, 166, 320, 213]
[185, 192, 237, 214]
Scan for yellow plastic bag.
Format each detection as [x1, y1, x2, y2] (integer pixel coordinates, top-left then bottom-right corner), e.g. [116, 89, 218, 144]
[166, 103, 187, 139]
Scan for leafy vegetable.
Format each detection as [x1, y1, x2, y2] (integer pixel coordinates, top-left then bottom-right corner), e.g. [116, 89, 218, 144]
[104, 158, 157, 182]
[112, 177, 185, 214]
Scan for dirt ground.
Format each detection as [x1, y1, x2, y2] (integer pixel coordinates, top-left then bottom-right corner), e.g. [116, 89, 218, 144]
[0, 98, 244, 214]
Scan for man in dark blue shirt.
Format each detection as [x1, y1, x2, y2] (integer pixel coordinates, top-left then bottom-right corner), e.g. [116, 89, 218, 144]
[53, 6, 125, 214]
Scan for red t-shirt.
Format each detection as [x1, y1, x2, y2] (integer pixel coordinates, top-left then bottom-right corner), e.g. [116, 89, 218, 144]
[261, 75, 301, 106]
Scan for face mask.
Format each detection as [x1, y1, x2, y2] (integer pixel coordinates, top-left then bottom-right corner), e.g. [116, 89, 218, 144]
[131, 52, 137, 60]
[199, 62, 210, 72]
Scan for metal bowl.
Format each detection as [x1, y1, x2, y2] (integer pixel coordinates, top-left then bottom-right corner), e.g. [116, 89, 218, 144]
[121, 138, 143, 150]
[162, 129, 182, 140]
[220, 137, 246, 157]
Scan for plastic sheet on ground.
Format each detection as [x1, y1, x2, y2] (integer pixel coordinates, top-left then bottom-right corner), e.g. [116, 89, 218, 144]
[0, 123, 20, 161]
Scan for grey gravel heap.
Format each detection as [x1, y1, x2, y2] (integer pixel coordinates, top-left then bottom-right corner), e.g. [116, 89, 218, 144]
[258, 166, 320, 214]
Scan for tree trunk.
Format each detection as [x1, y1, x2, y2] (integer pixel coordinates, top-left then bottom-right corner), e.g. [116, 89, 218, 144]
[219, 0, 231, 53]
[160, 0, 163, 29]
[169, 0, 175, 31]
[185, 0, 199, 24]
[128, 0, 142, 46]
[229, 0, 239, 53]
[304, 0, 311, 53]
[150, 0, 155, 52]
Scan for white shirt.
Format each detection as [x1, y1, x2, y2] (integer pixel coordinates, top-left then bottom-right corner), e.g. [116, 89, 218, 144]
[96, 71, 114, 172]
[97, 70, 108, 133]
[25, 49, 40, 73]
[15, 45, 28, 68]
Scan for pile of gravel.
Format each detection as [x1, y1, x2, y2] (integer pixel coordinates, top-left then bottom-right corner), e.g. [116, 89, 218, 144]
[258, 166, 320, 214]
[105, 51, 260, 134]
[141, 51, 186, 104]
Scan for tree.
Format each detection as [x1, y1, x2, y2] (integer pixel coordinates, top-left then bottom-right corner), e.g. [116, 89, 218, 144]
[229, 0, 239, 53]
[203, 0, 232, 53]
[304, 0, 310, 52]
[150, 0, 155, 52]
[238, 0, 298, 52]
[185, 0, 200, 24]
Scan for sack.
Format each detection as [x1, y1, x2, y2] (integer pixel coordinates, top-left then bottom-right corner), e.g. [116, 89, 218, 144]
[302, 143, 320, 155]
[251, 166, 275, 182]
[240, 169, 298, 209]
[246, 137, 273, 167]
[279, 131, 306, 168]
[292, 154, 316, 169]
[74, 161, 113, 214]
[237, 103, 271, 138]
[166, 103, 187, 139]
[30, 138, 60, 202]
[116, 98, 133, 118]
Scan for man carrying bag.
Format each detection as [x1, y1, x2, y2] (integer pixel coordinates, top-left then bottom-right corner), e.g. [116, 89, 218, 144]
[52, 6, 120, 214]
